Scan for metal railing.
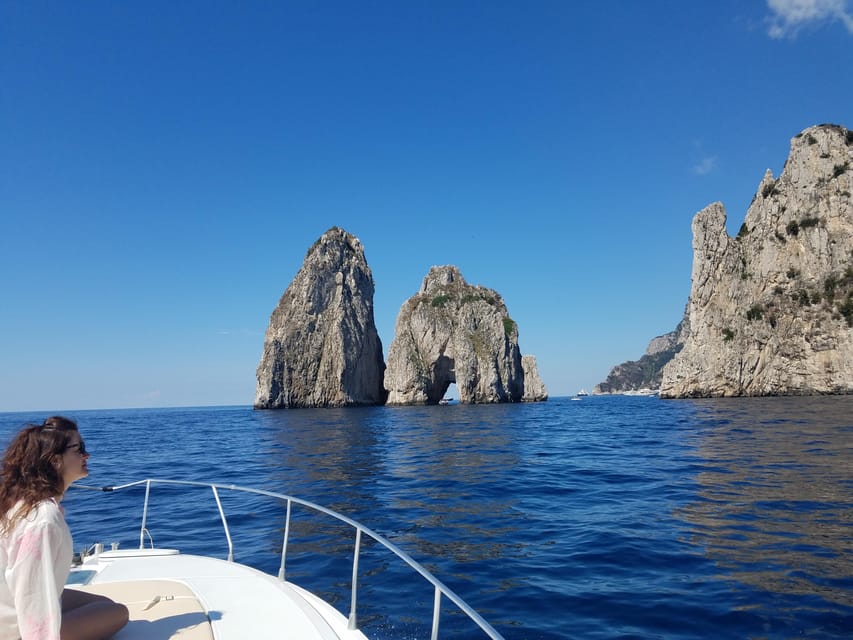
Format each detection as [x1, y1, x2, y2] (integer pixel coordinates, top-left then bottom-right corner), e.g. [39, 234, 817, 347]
[75, 478, 505, 640]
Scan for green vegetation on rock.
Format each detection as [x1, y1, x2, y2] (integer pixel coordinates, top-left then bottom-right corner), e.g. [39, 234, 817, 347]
[746, 305, 764, 321]
[503, 317, 516, 336]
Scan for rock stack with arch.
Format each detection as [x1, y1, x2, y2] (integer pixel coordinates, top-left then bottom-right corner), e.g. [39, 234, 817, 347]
[384, 265, 547, 404]
[255, 230, 547, 408]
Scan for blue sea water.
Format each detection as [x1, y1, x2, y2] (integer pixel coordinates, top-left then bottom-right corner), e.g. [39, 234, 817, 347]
[1, 396, 851, 639]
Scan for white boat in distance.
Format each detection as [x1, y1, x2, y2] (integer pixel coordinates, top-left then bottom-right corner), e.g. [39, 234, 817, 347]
[69, 479, 505, 640]
[576, 389, 589, 397]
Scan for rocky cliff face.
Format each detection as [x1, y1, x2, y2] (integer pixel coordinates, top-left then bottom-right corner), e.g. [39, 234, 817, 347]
[594, 320, 685, 394]
[661, 124, 853, 398]
[254, 227, 386, 408]
[384, 265, 546, 404]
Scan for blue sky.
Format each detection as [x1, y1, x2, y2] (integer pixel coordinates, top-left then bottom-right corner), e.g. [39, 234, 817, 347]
[2, 1, 852, 411]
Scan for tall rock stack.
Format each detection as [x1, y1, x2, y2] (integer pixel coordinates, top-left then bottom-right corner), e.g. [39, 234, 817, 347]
[661, 124, 853, 397]
[254, 227, 387, 408]
[521, 355, 548, 402]
[384, 265, 546, 404]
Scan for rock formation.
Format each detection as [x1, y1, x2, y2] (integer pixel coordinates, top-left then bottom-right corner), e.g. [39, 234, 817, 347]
[521, 355, 548, 401]
[594, 320, 686, 394]
[660, 124, 853, 398]
[384, 265, 546, 404]
[254, 227, 387, 408]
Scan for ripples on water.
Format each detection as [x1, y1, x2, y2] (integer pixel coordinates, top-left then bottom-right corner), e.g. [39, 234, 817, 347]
[1, 396, 851, 639]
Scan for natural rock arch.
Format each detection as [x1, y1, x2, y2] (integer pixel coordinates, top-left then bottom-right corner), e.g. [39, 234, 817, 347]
[427, 354, 456, 403]
[384, 265, 547, 404]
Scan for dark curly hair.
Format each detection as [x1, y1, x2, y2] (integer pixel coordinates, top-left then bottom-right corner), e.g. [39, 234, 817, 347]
[0, 416, 79, 535]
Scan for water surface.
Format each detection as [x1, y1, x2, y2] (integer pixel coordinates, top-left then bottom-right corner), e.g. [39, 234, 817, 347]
[1, 396, 851, 639]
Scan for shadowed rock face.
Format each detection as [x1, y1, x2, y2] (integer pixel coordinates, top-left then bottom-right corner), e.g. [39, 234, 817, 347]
[594, 320, 686, 395]
[660, 124, 853, 398]
[254, 227, 386, 408]
[384, 265, 546, 404]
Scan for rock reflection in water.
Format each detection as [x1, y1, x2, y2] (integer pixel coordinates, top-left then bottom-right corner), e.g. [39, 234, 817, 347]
[380, 404, 522, 565]
[256, 403, 522, 567]
[254, 403, 524, 636]
[679, 396, 853, 608]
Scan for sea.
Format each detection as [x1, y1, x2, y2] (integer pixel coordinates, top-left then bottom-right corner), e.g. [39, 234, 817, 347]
[1, 395, 851, 639]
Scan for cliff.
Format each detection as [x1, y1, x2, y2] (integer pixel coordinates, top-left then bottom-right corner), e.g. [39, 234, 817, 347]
[594, 320, 685, 394]
[254, 227, 387, 408]
[660, 124, 853, 398]
[384, 265, 547, 404]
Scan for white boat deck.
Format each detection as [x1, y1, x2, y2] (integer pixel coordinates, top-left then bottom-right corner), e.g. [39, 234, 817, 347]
[64, 479, 505, 640]
[73, 549, 366, 640]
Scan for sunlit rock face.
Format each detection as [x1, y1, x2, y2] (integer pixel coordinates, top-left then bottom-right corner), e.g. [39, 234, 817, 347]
[521, 355, 548, 402]
[661, 124, 853, 398]
[384, 265, 546, 404]
[254, 227, 386, 408]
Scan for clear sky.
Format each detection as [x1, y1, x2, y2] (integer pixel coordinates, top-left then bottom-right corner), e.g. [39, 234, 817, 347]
[2, 1, 852, 411]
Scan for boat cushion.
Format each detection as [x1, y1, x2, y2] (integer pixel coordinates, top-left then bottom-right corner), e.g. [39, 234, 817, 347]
[74, 579, 213, 640]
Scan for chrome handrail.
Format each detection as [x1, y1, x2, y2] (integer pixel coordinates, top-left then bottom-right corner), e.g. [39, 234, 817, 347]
[75, 478, 504, 640]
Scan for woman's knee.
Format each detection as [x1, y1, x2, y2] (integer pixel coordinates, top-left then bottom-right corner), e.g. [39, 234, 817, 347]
[61, 599, 130, 640]
[62, 587, 106, 612]
[109, 600, 130, 627]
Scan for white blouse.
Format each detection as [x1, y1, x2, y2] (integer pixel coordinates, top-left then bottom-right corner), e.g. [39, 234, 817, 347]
[0, 499, 73, 640]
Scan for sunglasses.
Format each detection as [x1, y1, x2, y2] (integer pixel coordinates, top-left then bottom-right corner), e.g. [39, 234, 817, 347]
[66, 441, 88, 455]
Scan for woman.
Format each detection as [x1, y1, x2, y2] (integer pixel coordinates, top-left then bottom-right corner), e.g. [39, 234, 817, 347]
[0, 416, 129, 640]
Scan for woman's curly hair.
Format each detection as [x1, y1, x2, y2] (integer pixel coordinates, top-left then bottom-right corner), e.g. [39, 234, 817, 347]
[0, 416, 78, 534]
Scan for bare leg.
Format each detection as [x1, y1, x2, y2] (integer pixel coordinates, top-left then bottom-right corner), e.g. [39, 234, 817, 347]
[61, 588, 129, 640]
